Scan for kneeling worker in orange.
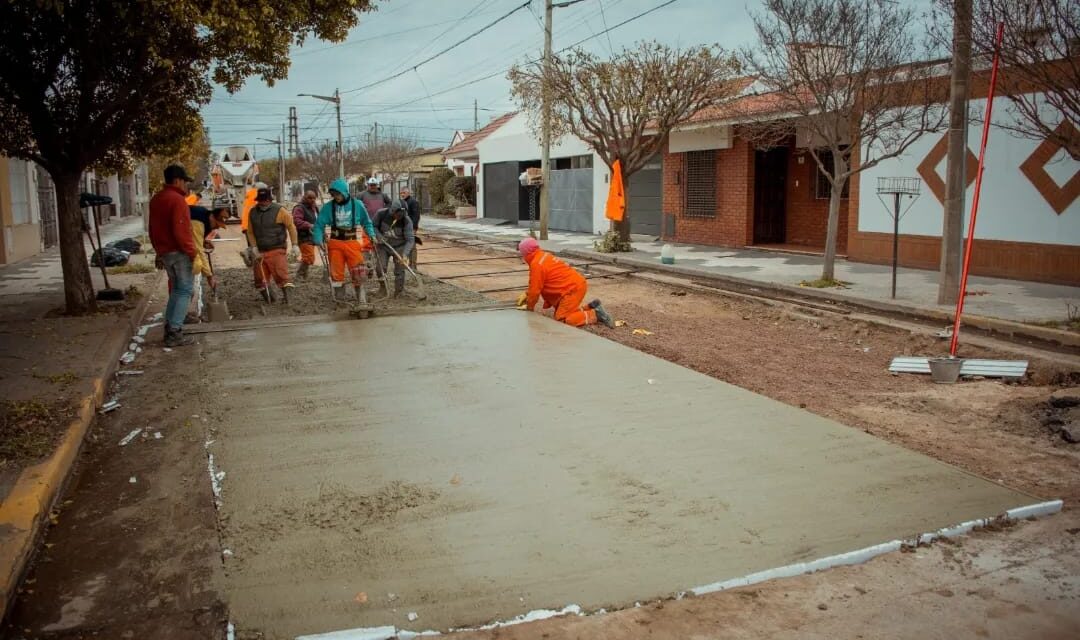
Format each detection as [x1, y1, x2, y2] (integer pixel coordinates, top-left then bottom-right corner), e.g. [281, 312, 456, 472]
[313, 178, 378, 303]
[516, 237, 614, 328]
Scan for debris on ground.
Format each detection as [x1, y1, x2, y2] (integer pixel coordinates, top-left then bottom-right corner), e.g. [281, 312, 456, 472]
[0, 399, 75, 465]
[632, 328, 654, 336]
[99, 399, 121, 414]
[118, 428, 143, 446]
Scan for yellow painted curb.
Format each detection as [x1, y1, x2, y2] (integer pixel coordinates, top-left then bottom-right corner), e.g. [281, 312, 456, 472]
[0, 273, 161, 617]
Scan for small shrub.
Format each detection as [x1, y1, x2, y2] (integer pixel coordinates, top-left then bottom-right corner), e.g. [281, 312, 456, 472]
[594, 230, 632, 253]
[434, 202, 457, 216]
[446, 176, 477, 206]
[799, 278, 852, 289]
[428, 167, 454, 207]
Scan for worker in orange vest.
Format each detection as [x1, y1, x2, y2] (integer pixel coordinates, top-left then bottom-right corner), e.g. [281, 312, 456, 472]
[515, 237, 614, 328]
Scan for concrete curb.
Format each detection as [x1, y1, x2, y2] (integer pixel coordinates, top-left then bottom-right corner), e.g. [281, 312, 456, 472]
[0, 273, 162, 618]
[555, 249, 1080, 352]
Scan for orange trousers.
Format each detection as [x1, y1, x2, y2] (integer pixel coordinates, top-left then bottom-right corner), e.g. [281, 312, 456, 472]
[299, 242, 316, 266]
[254, 248, 290, 288]
[328, 238, 366, 285]
[552, 282, 597, 327]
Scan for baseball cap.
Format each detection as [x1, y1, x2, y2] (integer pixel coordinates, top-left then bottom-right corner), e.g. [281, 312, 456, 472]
[163, 164, 193, 183]
[256, 187, 273, 201]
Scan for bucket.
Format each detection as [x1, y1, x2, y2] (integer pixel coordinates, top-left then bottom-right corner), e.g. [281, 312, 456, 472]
[928, 357, 963, 384]
[660, 244, 675, 265]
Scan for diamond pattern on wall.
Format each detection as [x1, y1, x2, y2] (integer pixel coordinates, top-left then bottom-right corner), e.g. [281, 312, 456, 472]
[1019, 121, 1080, 215]
[916, 133, 977, 204]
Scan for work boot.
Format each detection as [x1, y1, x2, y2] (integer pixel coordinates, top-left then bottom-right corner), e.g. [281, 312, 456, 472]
[282, 282, 294, 304]
[298, 263, 310, 279]
[333, 285, 347, 302]
[589, 299, 615, 328]
[259, 288, 272, 303]
[183, 312, 200, 325]
[164, 327, 194, 347]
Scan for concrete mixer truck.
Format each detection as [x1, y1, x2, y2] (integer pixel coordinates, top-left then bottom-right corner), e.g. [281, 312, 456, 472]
[210, 146, 259, 223]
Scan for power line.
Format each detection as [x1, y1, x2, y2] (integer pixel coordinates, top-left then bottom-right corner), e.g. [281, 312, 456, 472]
[340, 0, 532, 95]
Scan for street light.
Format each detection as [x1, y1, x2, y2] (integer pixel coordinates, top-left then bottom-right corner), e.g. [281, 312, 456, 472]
[298, 89, 344, 179]
[257, 136, 285, 203]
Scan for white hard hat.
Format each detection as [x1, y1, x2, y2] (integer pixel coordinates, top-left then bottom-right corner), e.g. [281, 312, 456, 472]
[366, 177, 380, 186]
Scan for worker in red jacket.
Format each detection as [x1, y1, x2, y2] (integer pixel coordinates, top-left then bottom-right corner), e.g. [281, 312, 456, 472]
[148, 164, 197, 347]
[516, 237, 614, 328]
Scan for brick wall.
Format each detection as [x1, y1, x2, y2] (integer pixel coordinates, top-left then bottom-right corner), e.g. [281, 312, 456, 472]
[661, 135, 855, 253]
[785, 144, 851, 253]
[662, 138, 755, 247]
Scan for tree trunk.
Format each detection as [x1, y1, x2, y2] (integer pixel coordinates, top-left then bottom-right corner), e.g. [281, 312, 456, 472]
[939, 0, 972, 305]
[53, 171, 97, 314]
[616, 170, 631, 244]
[821, 156, 846, 282]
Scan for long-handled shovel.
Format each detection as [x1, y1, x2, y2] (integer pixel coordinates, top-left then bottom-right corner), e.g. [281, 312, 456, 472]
[379, 239, 426, 301]
[206, 252, 230, 322]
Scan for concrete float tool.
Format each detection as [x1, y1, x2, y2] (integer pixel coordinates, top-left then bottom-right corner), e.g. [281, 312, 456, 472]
[318, 244, 374, 319]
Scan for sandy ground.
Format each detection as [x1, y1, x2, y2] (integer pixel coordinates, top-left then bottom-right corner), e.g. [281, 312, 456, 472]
[5, 237, 1079, 639]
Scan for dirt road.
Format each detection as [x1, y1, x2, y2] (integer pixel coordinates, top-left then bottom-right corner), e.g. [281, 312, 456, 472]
[4, 234, 1078, 639]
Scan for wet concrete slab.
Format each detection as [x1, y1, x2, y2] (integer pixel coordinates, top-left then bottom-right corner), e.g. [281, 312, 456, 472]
[200, 310, 1040, 639]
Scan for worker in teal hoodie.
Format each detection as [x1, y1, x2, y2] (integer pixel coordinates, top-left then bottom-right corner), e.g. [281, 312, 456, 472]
[313, 178, 378, 302]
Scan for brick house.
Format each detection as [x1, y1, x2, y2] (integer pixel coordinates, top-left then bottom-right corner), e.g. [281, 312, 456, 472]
[659, 71, 1080, 285]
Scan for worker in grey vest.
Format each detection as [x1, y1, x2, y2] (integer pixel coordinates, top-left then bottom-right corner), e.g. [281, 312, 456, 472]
[245, 187, 299, 302]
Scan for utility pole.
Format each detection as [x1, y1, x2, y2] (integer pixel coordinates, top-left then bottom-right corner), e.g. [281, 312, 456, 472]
[938, 0, 972, 305]
[474, 99, 479, 131]
[539, 0, 554, 240]
[297, 88, 345, 178]
[373, 122, 379, 148]
[538, 0, 584, 240]
[280, 123, 287, 201]
[288, 107, 299, 155]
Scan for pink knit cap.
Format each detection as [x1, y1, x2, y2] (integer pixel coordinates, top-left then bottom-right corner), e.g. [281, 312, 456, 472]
[518, 237, 540, 258]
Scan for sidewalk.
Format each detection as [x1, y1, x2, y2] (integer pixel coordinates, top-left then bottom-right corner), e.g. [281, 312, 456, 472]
[0, 215, 161, 617]
[423, 218, 1080, 326]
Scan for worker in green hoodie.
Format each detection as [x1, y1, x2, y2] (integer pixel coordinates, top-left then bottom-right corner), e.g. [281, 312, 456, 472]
[312, 178, 378, 302]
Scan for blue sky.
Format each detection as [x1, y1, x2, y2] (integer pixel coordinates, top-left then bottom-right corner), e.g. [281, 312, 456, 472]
[201, 0, 930, 160]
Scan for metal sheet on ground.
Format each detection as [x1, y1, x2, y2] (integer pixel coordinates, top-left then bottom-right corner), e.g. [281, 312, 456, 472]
[201, 310, 1038, 639]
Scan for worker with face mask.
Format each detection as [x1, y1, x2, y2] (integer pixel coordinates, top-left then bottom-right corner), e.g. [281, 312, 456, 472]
[312, 178, 378, 302]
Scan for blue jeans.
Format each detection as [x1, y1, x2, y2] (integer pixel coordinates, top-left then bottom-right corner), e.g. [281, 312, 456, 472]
[162, 252, 194, 331]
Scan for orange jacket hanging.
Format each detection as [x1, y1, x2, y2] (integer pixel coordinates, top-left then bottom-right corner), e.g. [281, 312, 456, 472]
[605, 159, 625, 222]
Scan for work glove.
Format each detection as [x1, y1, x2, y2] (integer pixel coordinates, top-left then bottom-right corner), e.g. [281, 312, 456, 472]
[249, 246, 261, 259]
[516, 292, 528, 309]
[289, 246, 300, 260]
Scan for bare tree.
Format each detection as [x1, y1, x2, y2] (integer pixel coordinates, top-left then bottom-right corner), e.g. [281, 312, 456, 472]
[509, 42, 741, 246]
[969, 0, 1079, 157]
[743, 0, 948, 282]
[367, 127, 420, 192]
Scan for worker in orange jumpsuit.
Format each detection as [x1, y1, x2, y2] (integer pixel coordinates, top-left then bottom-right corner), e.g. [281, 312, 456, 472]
[516, 237, 614, 328]
[313, 178, 378, 303]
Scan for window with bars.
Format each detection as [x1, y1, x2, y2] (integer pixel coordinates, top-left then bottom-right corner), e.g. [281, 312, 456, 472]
[684, 150, 716, 218]
[814, 149, 850, 200]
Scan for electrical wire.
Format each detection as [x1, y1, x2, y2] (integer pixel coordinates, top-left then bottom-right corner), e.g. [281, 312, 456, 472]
[340, 0, 532, 95]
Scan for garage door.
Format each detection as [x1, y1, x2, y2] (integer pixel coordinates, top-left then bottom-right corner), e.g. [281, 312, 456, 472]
[482, 161, 519, 221]
[628, 155, 662, 236]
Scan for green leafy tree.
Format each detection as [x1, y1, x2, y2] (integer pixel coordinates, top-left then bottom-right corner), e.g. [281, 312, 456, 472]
[428, 167, 455, 209]
[148, 126, 212, 194]
[0, 0, 376, 314]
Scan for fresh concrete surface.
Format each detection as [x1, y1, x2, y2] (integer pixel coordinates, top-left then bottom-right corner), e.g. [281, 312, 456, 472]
[202, 310, 1041, 639]
[423, 218, 1080, 325]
